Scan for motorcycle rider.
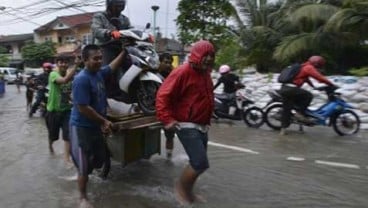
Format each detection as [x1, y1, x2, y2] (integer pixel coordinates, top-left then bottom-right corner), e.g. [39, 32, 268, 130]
[91, 0, 131, 101]
[91, 0, 130, 65]
[279, 55, 336, 135]
[213, 64, 243, 116]
[29, 62, 53, 117]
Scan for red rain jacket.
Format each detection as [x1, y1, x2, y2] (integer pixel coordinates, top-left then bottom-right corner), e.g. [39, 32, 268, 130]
[156, 40, 215, 125]
[292, 61, 333, 87]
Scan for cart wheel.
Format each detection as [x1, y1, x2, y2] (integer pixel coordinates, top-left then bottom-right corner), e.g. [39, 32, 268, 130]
[99, 146, 111, 179]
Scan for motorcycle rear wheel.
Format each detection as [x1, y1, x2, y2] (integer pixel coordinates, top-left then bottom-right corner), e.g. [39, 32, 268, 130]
[264, 104, 283, 130]
[332, 110, 360, 136]
[136, 81, 161, 115]
[243, 106, 264, 128]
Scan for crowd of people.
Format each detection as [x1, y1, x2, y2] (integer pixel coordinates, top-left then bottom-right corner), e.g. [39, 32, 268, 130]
[2, 1, 338, 207]
[8, 48, 335, 208]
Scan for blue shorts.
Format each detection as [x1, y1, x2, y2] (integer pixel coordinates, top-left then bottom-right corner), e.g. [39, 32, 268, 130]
[176, 128, 209, 173]
[70, 125, 106, 176]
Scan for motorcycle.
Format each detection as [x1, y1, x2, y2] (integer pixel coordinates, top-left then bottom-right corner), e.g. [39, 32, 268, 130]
[263, 86, 360, 136]
[213, 86, 264, 128]
[112, 23, 163, 115]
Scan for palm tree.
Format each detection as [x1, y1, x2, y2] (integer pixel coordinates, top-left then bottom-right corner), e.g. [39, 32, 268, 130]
[228, 0, 368, 73]
[273, 0, 368, 72]
[273, 2, 340, 63]
[232, 0, 285, 72]
[325, 0, 368, 40]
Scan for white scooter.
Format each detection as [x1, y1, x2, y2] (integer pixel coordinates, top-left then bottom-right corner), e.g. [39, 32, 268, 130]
[113, 24, 163, 115]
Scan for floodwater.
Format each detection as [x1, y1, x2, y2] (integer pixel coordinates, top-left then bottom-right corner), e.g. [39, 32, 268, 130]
[1, 84, 368, 208]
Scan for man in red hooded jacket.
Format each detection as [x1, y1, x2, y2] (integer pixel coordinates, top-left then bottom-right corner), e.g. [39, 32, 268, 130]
[156, 40, 215, 205]
[279, 55, 336, 135]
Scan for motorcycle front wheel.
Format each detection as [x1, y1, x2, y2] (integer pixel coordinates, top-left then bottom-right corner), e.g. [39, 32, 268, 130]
[136, 81, 161, 115]
[243, 106, 264, 128]
[332, 110, 360, 136]
[264, 103, 283, 130]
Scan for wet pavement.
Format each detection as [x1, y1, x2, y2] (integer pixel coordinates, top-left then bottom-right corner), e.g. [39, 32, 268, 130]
[1, 84, 368, 208]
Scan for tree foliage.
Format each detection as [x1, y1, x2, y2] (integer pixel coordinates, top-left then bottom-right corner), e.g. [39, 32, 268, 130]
[21, 41, 56, 67]
[234, 0, 368, 73]
[0, 46, 9, 67]
[176, 0, 235, 46]
[176, 0, 368, 74]
[215, 38, 246, 71]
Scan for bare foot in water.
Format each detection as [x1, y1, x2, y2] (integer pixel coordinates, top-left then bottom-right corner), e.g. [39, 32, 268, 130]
[174, 181, 192, 206]
[79, 198, 94, 208]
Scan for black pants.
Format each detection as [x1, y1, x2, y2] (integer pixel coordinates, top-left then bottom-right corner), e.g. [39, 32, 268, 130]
[279, 85, 313, 128]
[30, 91, 46, 115]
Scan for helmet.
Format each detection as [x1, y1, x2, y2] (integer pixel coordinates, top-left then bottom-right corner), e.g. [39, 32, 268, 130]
[308, 56, 325, 68]
[106, 0, 126, 8]
[42, 62, 53, 69]
[219, 65, 230, 74]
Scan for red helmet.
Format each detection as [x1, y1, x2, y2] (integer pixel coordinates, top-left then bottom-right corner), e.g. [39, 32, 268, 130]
[308, 56, 325, 68]
[42, 62, 53, 70]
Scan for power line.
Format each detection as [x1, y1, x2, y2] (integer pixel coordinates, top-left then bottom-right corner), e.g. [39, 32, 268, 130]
[1, 8, 41, 26]
[0, 0, 103, 26]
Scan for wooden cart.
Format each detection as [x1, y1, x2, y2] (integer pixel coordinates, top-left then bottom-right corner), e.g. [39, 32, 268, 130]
[101, 113, 162, 178]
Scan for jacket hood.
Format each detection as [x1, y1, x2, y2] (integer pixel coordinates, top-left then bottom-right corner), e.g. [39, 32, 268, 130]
[188, 40, 215, 65]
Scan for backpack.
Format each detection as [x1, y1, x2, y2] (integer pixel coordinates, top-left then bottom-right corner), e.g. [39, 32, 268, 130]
[278, 63, 301, 83]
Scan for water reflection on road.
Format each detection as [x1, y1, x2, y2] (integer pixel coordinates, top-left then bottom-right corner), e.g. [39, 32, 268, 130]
[1, 85, 367, 208]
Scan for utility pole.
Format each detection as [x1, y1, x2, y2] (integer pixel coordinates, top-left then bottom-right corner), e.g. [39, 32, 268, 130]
[151, 5, 160, 50]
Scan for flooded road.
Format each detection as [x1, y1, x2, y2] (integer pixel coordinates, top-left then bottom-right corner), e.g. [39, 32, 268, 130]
[1, 84, 368, 208]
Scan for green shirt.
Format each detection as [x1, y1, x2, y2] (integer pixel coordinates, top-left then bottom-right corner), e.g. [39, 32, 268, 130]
[47, 71, 72, 112]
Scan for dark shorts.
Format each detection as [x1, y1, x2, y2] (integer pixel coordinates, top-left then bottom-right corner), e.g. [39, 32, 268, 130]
[176, 128, 209, 173]
[164, 129, 175, 140]
[45, 111, 70, 142]
[70, 125, 106, 176]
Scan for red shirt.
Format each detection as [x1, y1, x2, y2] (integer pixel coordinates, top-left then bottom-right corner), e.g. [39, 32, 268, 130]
[293, 62, 333, 87]
[156, 63, 214, 125]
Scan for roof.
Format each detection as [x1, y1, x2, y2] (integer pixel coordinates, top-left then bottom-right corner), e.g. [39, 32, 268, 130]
[34, 12, 96, 32]
[0, 33, 33, 43]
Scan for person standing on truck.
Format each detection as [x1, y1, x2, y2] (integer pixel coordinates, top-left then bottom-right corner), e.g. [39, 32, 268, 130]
[91, 0, 130, 65]
[91, 0, 131, 100]
[69, 44, 126, 207]
[156, 40, 216, 205]
[158, 52, 176, 159]
[45, 56, 79, 165]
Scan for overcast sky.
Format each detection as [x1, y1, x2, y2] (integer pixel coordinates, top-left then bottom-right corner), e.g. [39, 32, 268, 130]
[0, 0, 180, 37]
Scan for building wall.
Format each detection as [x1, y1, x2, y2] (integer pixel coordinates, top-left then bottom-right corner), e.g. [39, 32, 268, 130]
[35, 24, 92, 54]
[0, 42, 27, 59]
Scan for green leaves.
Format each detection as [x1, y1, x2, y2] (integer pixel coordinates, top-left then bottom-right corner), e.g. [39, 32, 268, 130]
[176, 0, 368, 73]
[0, 46, 9, 67]
[176, 0, 235, 45]
[21, 41, 56, 66]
